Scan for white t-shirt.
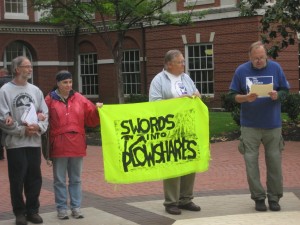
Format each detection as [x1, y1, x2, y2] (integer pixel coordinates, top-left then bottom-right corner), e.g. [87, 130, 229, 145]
[165, 71, 188, 98]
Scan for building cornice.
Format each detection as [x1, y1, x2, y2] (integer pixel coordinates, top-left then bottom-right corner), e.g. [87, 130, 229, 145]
[0, 23, 65, 35]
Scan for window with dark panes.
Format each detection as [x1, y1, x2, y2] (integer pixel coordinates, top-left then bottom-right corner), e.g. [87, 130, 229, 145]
[122, 50, 141, 95]
[187, 44, 214, 95]
[79, 53, 98, 97]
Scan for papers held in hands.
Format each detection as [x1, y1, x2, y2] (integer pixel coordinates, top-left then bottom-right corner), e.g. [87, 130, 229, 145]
[21, 103, 38, 125]
[249, 83, 273, 97]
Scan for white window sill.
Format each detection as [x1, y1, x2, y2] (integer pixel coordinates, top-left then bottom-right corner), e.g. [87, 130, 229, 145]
[4, 13, 29, 20]
[184, 0, 215, 7]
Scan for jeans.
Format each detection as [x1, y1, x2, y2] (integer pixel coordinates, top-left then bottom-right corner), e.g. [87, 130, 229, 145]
[53, 157, 83, 210]
[6, 147, 42, 216]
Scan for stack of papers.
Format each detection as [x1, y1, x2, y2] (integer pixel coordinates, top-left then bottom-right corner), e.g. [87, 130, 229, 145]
[21, 102, 38, 125]
[249, 83, 273, 97]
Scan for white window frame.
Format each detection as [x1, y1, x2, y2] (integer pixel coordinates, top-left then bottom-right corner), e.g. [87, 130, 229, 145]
[186, 43, 214, 96]
[185, 0, 215, 7]
[122, 49, 141, 95]
[4, 0, 29, 20]
[78, 53, 99, 98]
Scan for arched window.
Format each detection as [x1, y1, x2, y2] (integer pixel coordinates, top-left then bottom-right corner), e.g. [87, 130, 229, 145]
[4, 41, 33, 81]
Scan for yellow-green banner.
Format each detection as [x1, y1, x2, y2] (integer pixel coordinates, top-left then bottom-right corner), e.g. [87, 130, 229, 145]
[99, 97, 210, 184]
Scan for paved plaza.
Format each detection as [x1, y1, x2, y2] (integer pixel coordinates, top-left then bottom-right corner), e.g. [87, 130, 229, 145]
[0, 140, 299, 225]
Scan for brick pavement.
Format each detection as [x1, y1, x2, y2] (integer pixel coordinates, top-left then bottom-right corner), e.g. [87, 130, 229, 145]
[0, 140, 299, 225]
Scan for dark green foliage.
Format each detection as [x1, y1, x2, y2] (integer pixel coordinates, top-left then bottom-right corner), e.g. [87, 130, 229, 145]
[237, 0, 300, 59]
[125, 94, 149, 103]
[231, 106, 241, 126]
[281, 93, 300, 123]
[200, 95, 211, 108]
[220, 93, 240, 126]
[220, 93, 239, 112]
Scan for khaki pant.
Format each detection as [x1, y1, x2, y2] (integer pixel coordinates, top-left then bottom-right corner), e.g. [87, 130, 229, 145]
[163, 173, 196, 206]
[238, 127, 284, 202]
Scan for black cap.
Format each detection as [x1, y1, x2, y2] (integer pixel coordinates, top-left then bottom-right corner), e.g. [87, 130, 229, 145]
[56, 71, 72, 82]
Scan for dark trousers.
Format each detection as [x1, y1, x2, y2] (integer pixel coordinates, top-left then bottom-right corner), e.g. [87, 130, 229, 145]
[0, 146, 4, 159]
[6, 147, 42, 216]
[0, 131, 4, 159]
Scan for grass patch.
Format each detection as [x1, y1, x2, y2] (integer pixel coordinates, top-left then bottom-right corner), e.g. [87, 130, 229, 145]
[209, 112, 239, 137]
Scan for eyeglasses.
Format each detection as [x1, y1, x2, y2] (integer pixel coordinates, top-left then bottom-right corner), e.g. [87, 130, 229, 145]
[252, 57, 266, 63]
[172, 60, 185, 65]
[19, 65, 33, 69]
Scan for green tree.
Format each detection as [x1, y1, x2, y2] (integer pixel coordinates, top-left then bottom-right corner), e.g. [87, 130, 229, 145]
[237, 0, 300, 58]
[32, 0, 207, 103]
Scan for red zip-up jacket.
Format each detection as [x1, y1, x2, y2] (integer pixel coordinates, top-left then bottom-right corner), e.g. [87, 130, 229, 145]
[45, 90, 100, 158]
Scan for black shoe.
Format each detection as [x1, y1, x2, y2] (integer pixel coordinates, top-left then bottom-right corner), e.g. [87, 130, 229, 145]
[268, 201, 281, 211]
[26, 213, 43, 224]
[255, 199, 267, 211]
[178, 202, 201, 211]
[165, 205, 181, 215]
[16, 214, 27, 225]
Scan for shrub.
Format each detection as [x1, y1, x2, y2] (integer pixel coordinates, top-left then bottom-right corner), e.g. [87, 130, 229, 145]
[220, 93, 240, 126]
[282, 93, 300, 123]
[220, 92, 239, 112]
[125, 94, 149, 103]
[201, 95, 211, 108]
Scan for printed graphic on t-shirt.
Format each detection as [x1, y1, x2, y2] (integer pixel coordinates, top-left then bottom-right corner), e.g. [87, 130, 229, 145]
[175, 81, 188, 96]
[246, 76, 273, 94]
[13, 93, 34, 108]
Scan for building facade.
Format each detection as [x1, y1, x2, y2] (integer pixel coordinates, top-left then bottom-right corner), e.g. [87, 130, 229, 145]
[1, 0, 299, 106]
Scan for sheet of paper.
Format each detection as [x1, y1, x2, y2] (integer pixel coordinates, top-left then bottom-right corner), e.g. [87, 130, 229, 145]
[249, 83, 273, 97]
[21, 103, 38, 125]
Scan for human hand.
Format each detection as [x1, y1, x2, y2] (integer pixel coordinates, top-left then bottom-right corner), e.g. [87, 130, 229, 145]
[37, 113, 47, 121]
[25, 124, 40, 136]
[96, 102, 103, 108]
[268, 90, 278, 100]
[193, 91, 201, 98]
[46, 160, 53, 167]
[246, 93, 258, 102]
[5, 116, 13, 126]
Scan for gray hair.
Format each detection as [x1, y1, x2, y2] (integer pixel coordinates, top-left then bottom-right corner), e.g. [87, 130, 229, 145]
[164, 50, 182, 69]
[248, 41, 267, 55]
[11, 56, 29, 76]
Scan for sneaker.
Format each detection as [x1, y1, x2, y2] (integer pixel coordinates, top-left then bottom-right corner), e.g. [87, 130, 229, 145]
[57, 209, 69, 220]
[268, 201, 281, 211]
[16, 214, 27, 225]
[26, 213, 43, 224]
[255, 199, 267, 211]
[71, 208, 84, 219]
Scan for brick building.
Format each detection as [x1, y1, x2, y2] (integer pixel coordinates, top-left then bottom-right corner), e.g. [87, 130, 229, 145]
[0, 0, 299, 107]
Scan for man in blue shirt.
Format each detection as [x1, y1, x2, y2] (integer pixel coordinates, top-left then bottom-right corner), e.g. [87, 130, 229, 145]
[228, 41, 289, 212]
